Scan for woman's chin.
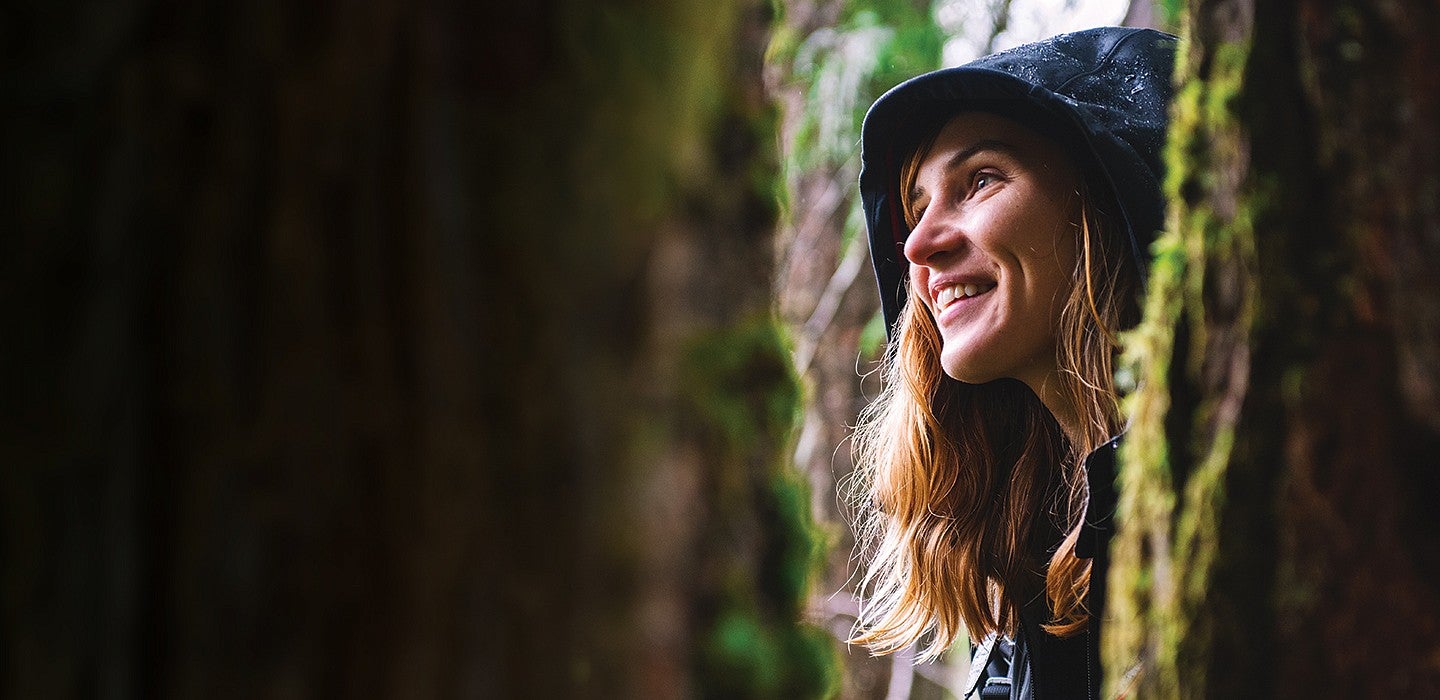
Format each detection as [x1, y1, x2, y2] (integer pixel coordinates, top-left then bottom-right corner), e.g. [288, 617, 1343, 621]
[938, 353, 998, 385]
[940, 336, 1050, 388]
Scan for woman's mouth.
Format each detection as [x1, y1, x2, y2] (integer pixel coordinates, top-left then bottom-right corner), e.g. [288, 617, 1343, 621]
[935, 282, 996, 312]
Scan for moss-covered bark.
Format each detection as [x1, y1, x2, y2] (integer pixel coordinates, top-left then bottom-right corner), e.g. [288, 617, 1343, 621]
[1108, 0, 1440, 696]
[1106, 18, 1264, 697]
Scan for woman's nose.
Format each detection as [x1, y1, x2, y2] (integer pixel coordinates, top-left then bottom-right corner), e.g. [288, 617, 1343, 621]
[902, 211, 961, 266]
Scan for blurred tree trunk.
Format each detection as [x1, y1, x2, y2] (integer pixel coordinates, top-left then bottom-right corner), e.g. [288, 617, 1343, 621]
[1108, 0, 1440, 696]
[1, 1, 833, 698]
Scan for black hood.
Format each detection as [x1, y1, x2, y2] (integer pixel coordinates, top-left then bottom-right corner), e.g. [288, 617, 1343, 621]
[859, 27, 1177, 335]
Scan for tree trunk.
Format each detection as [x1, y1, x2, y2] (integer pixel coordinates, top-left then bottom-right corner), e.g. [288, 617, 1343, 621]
[0, 1, 834, 698]
[1107, 0, 1440, 696]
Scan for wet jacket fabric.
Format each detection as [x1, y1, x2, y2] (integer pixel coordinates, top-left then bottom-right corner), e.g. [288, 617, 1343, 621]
[962, 436, 1122, 700]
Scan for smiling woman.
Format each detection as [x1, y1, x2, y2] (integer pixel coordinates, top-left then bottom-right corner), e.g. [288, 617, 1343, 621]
[845, 27, 1176, 700]
[901, 113, 1081, 394]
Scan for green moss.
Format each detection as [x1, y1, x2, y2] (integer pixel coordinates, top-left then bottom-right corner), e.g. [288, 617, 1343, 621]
[747, 95, 787, 228]
[700, 603, 839, 700]
[704, 609, 784, 697]
[682, 319, 801, 458]
[684, 318, 838, 699]
[1108, 24, 1260, 698]
[779, 624, 841, 699]
[1108, 225, 1183, 695]
[764, 467, 828, 615]
[1205, 43, 1249, 125]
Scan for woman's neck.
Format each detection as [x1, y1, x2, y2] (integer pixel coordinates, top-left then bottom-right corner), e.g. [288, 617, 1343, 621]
[1029, 371, 1086, 452]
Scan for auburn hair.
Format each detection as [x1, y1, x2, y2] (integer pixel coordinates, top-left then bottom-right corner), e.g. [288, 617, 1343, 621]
[848, 123, 1139, 660]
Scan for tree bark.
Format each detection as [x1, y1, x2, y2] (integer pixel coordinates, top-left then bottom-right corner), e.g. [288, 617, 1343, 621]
[0, 1, 834, 698]
[1107, 0, 1440, 696]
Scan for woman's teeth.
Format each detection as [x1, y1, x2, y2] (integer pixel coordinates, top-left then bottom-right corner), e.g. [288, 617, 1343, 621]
[938, 283, 995, 307]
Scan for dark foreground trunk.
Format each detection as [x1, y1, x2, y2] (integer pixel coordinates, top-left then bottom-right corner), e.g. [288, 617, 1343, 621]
[1, 2, 834, 698]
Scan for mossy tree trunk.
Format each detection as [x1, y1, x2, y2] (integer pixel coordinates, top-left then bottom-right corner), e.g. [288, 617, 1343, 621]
[1, 1, 833, 698]
[1107, 0, 1440, 697]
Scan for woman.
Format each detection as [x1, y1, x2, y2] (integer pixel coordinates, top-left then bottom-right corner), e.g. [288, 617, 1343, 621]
[848, 27, 1177, 699]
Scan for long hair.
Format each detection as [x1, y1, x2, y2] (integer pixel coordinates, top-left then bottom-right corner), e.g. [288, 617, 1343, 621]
[848, 130, 1139, 660]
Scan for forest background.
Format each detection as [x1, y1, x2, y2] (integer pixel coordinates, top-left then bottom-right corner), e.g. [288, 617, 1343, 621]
[5, 0, 1439, 698]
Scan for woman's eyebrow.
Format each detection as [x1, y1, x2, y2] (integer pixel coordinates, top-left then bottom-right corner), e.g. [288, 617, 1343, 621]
[941, 139, 1021, 175]
[909, 139, 1021, 202]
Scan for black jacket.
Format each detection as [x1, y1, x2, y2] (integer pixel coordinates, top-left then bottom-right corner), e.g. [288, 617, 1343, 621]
[962, 435, 1123, 700]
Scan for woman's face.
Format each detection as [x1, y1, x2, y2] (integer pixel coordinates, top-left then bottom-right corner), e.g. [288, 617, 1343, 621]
[903, 112, 1080, 389]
